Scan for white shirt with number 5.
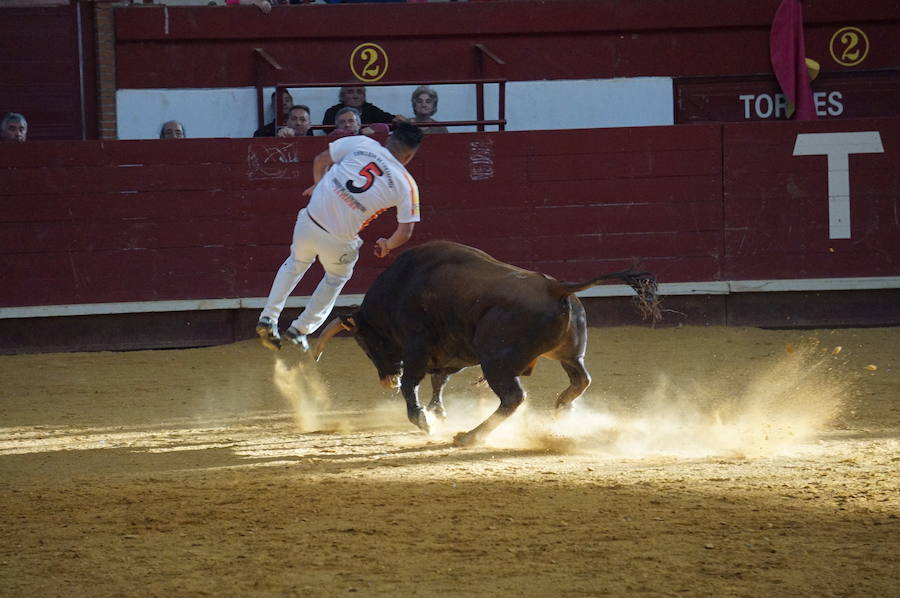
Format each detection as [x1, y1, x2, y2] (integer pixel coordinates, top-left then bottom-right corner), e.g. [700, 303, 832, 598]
[307, 135, 420, 242]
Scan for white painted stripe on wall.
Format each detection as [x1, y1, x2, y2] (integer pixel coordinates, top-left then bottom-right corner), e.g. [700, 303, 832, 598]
[0, 295, 365, 319]
[2, 277, 899, 319]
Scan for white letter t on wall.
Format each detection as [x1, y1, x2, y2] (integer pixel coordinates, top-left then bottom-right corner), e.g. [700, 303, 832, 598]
[793, 132, 884, 239]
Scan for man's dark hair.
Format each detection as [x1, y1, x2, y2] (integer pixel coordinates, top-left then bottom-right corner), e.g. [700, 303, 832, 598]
[159, 120, 185, 139]
[288, 104, 311, 116]
[390, 120, 424, 150]
[271, 89, 293, 101]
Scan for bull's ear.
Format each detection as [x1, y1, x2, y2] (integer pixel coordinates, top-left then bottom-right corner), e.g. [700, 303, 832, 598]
[339, 315, 357, 332]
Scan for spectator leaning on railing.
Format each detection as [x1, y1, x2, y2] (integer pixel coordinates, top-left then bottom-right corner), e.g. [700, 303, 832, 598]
[275, 105, 314, 137]
[329, 106, 390, 138]
[410, 85, 448, 134]
[322, 85, 404, 129]
[254, 90, 301, 137]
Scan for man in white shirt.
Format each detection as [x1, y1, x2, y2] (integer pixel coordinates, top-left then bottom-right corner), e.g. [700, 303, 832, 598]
[256, 121, 425, 351]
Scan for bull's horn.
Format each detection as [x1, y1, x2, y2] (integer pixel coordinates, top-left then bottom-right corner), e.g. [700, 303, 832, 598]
[314, 317, 351, 362]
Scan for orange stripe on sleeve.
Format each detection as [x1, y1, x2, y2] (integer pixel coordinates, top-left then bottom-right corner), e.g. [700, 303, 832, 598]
[403, 172, 420, 218]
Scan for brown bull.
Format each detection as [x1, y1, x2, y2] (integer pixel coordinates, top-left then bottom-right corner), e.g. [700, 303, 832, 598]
[316, 241, 660, 446]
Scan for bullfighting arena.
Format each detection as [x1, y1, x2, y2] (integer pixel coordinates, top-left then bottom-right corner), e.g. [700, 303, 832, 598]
[1, 325, 897, 596]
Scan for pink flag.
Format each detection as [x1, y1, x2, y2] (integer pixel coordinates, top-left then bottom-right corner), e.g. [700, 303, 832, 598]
[770, 0, 817, 120]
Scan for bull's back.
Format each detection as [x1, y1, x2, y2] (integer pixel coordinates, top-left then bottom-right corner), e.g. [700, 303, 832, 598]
[368, 241, 567, 320]
[405, 241, 553, 295]
[364, 241, 586, 364]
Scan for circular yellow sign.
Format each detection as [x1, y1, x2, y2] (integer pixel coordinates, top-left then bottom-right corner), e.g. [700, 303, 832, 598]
[829, 27, 869, 67]
[350, 43, 389, 83]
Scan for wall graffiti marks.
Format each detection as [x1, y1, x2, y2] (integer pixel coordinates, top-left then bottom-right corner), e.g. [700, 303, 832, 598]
[247, 144, 301, 181]
[469, 139, 495, 181]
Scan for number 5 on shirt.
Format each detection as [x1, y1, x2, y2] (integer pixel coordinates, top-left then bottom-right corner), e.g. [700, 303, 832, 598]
[346, 162, 384, 194]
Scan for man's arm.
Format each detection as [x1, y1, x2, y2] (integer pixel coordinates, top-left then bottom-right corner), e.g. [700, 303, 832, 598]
[311, 148, 334, 182]
[374, 222, 415, 258]
[364, 104, 401, 125]
[361, 123, 391, 137]
[302, 148, 334, 196]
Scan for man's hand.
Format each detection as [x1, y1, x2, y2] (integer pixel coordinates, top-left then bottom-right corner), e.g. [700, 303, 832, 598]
[374, 238, 391, 258]
[375, 223, 414, 258]
[275, 126, 296, 137]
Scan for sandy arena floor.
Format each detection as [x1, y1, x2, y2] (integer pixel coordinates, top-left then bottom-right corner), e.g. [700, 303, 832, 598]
[1, 325, 898, 597]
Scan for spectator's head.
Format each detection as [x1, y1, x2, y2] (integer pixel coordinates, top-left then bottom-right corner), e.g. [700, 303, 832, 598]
[339, 86, 366, 109]
[160, 120, 185, 139]
[334, 106, 362, 134]
[271, 90, 293, 118]
[386, 120, 424, 165]
[2, 112, 27, 143]
[285, 104, 312, 136]
[411, 86, 439, 118]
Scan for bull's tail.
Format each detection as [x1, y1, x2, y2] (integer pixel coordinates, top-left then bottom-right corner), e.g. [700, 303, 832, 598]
[559, 270, 662, 323]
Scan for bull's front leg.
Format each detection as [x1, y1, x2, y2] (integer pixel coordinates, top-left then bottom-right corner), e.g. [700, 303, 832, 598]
[400, 380, 430, 434]
[400, 356, 431, 434]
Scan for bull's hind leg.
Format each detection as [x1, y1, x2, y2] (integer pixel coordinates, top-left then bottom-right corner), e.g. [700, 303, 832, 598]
[555, 358, 591, 411]
[426, 372, 451, 420]
[453, 371, 525, 447]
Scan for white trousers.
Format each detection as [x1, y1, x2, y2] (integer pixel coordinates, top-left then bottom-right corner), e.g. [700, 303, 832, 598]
[260, 208, 363, 335]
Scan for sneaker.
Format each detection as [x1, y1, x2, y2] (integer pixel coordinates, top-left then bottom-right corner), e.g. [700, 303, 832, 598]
[255, 316, 281, 351]
[283, 326, 309, 352]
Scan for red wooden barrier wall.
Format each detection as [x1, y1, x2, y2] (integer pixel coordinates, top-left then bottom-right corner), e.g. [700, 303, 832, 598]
[723, 120, 899, 280]
[2, 119, 898, 315]
[113, 1, 900, 88]
[0, 4, 97, 141]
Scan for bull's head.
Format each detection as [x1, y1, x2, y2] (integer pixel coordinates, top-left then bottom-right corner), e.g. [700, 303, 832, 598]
[315, 314, 403, 390]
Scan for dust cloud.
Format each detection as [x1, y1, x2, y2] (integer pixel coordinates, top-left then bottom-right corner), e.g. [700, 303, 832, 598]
[272, 353, 335, 432]
[435, 341, 852, 459]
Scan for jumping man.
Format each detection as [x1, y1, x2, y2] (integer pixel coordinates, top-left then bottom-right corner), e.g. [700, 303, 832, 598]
[256, 121, 425, 351]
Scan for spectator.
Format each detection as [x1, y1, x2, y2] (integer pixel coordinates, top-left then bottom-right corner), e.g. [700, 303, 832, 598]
[410, 85, 448, 134]
[226, 0, 272, 14]
[322, 85, 403, 128]
[1, 112, 27, 143]
[276, 105, 313, 137]
[329, 106, 390, 138]
[254, 90, 299, 137]
[159, 120, 186, 139]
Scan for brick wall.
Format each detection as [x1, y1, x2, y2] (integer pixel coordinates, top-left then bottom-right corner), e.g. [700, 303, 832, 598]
[94, 1, 117, 139]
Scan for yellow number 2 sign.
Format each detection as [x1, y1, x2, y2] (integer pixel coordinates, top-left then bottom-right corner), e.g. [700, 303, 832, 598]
[350, 43, 389, 83]
[829, 27, 869, 67]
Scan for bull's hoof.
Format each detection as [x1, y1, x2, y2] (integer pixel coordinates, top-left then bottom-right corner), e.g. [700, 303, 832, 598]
[426, 402, 447, 420]
[452, 430, 479, 447]
[409, 410, 431, 435]
[554, 401, 575, 415]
